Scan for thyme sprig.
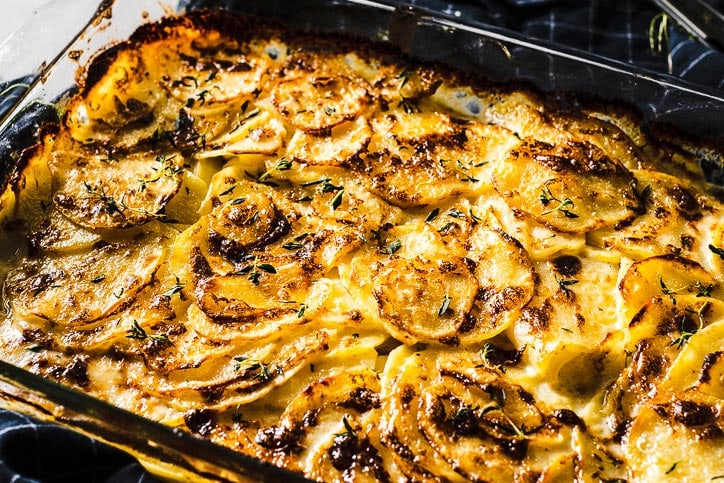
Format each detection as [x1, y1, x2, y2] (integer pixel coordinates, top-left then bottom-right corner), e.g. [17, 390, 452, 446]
[539, 185, 578, 218]
[161, 277, 185, 298]
[138, 154, 181, 192]
[256, 157, 293, 184]
[233, 356, 281, 381]
[237, 256, 277, 285]
[125, 320, 170, 344]
[555, 275, 579, 299]
[709, 244, 724, 259]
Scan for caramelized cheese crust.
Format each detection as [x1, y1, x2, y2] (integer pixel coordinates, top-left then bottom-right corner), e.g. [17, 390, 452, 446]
[1, 11, 724, 482]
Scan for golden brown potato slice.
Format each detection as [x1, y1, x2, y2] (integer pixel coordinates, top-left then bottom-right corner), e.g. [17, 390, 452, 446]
[254, 369, 391, 481]
[379, 347, 579, 482]
[271, 74, 369, 132]
[160, 42, 271, 107]
[463, 216, 535, 344]
[624, 391, 724, 482]
[551, 112, 650, 171]
[361, 118, 516, 208]
[127, 326, 334, 411]
[66, 48, 167, 146]
[591, 169, 712, 257]
[663, 318, 724, 398]
[286, 116, 371, 166]
[619, 254, 721, 320]
[5, 228, 166, 326]
[50, 149, 184, 229]
[196, 106, 287, 158]
[492, 138, 639, 233]
[373, 255, 478, 345]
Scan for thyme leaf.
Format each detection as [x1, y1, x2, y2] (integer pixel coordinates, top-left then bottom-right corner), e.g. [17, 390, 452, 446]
[425, 208, 440, 222]
[438, 293, 452, 317]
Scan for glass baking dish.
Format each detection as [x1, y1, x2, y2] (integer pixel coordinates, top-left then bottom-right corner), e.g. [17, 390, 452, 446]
[0, 0, 723, 481]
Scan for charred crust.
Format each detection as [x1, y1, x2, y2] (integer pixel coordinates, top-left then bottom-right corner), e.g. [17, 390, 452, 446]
[189, 246, 213, 279]
[255, 424, 303, 453]
[184, 408, 217, 436]
[62, 355, 90, 388]
[340, 387, 381, 412]
[553, 408, 586, 429]
[328, 432, 390, 481]
[699, 351, 724, 384]
[520, 304, 550, 333]
[551, 255, 582, 277]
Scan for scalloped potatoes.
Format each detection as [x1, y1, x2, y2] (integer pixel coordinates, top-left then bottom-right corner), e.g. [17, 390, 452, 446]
[1, 11, 724, 482]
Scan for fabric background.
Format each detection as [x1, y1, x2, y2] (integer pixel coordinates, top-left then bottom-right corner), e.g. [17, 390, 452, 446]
[0, 0, 722, 481]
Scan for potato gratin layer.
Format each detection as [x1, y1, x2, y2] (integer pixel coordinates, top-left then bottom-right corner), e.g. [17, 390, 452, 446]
[1, 12, 724, 482]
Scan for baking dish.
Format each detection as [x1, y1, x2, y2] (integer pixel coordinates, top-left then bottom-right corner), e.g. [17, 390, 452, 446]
[0, 0, 723, 481]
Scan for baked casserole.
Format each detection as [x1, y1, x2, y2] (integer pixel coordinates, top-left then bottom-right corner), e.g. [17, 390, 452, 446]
[0, 10, 723, 481]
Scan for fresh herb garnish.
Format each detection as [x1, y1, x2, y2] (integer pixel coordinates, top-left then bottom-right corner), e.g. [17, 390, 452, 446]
[237, 257, 277, 285]
[555, 276, 579, 299]
[161, 277, 185, 298]
[446, 208, 466, 219]
[138, 154, 181, 192]
[438, 293, 452, 316]
[257, 157, 293, 184]
[695, 280, 713, 298]
[539, 185, 578, 218]
[425, 208, 440, 222]
[381, 239, 402, 255]
[233, 356, 278, 381]
[330, 190, 344, 210]
[126, 320, 147, 340]
[282, 232, 310, 250]
[83, 182, 125, 216]
[709, 244, 724, 259]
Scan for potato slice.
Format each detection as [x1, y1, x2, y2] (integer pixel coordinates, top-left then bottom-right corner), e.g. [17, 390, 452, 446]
[625, 392, 724, 482]
[5, 228, 166, 325]
[161, 43, 271, 107]
[361, 120, 515, 208]
[591, 169, 711, 257]
[130, 327, 334, 411]
[272, 74, 369, 132]
[207, 191, 291, 255]
[663, 319, 724, 398]
[373, 255, 478, 345]
[66, 48, 166, 146]
[197, 107, 286, 158]
[492, 138, 639, 232]
[463, 217, 535, 344]
[254, 368, 391, 481]
[287, 116, 371, 166]
[619, 254, 721, 320]
[51, 149, 184, 229]
[379, 347, 577, 482]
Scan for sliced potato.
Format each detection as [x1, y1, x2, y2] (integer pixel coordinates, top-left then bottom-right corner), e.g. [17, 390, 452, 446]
[51, 149, 184, 229]
[5, 227, 166, 325]
[373, 255, 478, 345]
[492, 138, 639, 232]
[591, 169, 710, 257]
[619, 254, 721, 320]
[464, 217, 535, 344]
[625, 392, 724, 482]
[129, 327, 334, 411]
[287, 116, 371, 166]
[272, 74, 369, 132]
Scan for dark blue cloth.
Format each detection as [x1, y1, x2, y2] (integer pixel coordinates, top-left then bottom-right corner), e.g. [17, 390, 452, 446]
[0, 1, 722, 482]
